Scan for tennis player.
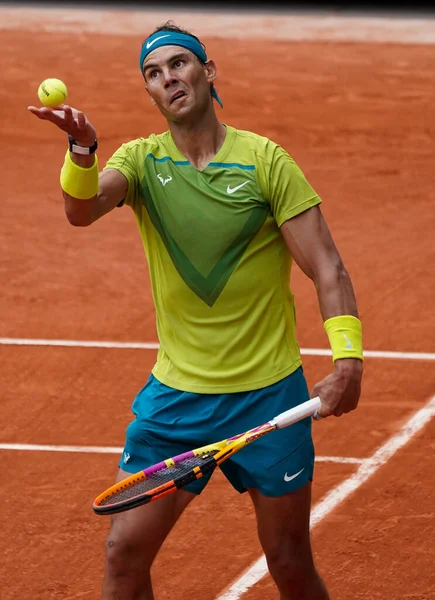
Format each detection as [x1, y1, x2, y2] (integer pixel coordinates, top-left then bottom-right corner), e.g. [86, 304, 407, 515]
[28, 21, 363, 600]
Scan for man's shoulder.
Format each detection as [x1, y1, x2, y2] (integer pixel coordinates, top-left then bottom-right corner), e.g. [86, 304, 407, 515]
[120, 131, 171, 154]
[105, 131, 173, 177]
[229, 125, 277, 149]
[227, 125, 281, 168]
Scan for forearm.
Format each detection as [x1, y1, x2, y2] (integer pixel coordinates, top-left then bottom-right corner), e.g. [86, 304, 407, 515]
[314, 260, 359, 321]
[63, 151, 96, 226]
[61, 149, 100, 226]
[313, 262, 363, 365]
[62, 152, 128, 226]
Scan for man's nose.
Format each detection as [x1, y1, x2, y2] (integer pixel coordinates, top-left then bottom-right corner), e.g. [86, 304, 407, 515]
[163, 70, 178, 89]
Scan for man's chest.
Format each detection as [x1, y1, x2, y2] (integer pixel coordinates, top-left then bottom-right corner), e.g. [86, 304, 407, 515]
[136, 162, 271, 305]
[144, 160, 263, 209]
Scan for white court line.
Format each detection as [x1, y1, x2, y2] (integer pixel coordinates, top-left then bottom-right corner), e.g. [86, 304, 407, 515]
[216, 395, 435, 600]
[0, 443, 364, 465]
[314, 456, 365, 465]
[0, 337, 159, 350]
[0, 337, 434, 361]
[303, 348, 435, 361]
[0, 443, 125, 454]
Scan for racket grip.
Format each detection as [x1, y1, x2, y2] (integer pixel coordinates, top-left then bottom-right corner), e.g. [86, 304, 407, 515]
[272, 397, 321, 429]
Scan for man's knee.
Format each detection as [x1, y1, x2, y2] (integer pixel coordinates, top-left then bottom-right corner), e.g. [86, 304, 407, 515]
[264, 532, 314, 580]
[105, 527, 151, 576]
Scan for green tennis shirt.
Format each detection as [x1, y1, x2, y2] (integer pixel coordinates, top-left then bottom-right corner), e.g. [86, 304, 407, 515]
[104, 125, 321, 393]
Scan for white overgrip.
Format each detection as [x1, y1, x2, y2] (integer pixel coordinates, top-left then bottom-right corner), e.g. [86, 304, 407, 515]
[271, 397, 321, 429]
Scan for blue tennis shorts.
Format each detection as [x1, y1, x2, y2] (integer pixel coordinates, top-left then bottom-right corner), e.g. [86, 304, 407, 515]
[119, 367, 314, 497]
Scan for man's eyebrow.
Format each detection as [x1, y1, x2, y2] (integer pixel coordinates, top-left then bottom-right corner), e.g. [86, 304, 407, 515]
[143, 52, 191, 74]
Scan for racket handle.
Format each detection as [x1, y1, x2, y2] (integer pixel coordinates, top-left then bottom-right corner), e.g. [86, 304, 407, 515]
[272, 397, 321, 429]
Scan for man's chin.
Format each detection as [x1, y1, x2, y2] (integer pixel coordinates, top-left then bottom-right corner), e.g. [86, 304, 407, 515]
[166, 104, 194, 122]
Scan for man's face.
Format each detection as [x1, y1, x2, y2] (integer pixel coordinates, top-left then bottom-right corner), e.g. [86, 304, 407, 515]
[142, 45, 216, 121]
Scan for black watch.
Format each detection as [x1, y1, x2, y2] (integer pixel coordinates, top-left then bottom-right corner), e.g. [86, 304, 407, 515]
[68, 134, 98, 155]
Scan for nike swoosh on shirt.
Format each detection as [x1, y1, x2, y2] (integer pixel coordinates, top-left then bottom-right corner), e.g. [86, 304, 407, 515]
[146, 34, 171, 49]
[284, 468, 304, 482]
[227, 181, 249, 194]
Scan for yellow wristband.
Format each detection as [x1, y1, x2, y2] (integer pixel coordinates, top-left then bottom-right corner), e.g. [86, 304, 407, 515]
[60, 150, 99, 199]
[324, 315, 363, 362]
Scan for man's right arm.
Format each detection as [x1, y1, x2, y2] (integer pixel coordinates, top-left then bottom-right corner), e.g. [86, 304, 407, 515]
[28, 103, 128, 227]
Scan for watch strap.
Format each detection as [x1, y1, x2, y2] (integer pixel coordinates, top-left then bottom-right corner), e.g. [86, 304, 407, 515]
[68, 134, 98, 155]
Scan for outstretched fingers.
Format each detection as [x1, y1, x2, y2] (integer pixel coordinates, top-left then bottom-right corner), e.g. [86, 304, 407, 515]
[27, 105, 58, 120]
[27, 104, 70, 127]
[56, 104, 80, 127]
[27, 104, 96, 145]
[76, 110, 88, 131]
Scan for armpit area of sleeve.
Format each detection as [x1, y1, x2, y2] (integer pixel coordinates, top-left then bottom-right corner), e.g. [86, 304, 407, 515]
[102, 162, 135, 208]
[275, 195, 322, 228]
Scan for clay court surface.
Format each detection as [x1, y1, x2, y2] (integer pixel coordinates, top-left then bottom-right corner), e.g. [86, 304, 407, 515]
[1, 6, 435, 599]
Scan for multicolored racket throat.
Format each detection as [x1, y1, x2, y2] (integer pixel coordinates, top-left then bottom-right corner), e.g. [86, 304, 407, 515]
[93, 396, 321, 515]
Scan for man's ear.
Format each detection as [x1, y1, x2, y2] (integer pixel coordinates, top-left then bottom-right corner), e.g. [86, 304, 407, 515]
[205, 59, 217, 84]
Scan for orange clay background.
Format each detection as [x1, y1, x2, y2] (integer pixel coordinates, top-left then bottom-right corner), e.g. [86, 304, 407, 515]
[1, 7, 435, 600]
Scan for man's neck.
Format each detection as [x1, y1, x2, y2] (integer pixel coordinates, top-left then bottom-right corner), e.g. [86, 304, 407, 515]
[169, 108, 226, 171]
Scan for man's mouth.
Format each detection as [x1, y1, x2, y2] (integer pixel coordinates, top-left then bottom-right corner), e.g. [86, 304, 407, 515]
[170, 91, 187, 104]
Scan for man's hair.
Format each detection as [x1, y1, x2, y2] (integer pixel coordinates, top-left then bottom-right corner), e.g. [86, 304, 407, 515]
[144, 21, 207, 63]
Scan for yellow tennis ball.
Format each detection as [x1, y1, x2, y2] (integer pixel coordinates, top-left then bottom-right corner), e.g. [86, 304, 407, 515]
[37, 78, 68, 107]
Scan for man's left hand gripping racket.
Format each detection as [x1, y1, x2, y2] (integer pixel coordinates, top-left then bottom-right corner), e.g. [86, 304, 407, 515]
[93, 396, 321, 515]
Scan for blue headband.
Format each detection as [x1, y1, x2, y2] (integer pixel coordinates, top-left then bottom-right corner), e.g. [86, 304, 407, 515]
[140, 31, 223, 108]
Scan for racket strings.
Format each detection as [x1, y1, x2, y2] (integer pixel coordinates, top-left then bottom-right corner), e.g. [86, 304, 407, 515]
[98, 451, 219, 506]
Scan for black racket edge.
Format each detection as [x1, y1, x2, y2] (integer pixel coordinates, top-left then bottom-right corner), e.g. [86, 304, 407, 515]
[92, 454, 219, 515]
[92, 488, 169, 515]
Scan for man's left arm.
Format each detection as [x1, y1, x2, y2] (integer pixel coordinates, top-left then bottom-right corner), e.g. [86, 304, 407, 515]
[280, 204, 363, 419]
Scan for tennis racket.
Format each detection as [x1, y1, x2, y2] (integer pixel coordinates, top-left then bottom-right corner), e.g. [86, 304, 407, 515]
[93, 396, 321, 515]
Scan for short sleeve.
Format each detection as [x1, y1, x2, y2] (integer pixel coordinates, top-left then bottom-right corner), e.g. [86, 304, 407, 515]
[103, 143, 140, 210]
[266, 145, 321, 227]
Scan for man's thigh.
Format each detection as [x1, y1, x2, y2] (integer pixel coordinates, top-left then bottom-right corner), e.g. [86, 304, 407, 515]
[106, 468, 196, 557]
[248, 482, 313, 556]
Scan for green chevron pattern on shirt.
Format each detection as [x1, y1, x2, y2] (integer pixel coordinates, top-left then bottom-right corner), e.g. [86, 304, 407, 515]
[138, 156, 268, 306]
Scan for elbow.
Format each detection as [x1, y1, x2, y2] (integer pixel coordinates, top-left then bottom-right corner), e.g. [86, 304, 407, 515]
[63, 192, 95, 227]
[65, 211, 93, 227]
[331, 257, 349, 281]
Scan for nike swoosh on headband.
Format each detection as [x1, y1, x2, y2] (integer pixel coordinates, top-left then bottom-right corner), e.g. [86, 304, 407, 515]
[146, 34, 171, 49]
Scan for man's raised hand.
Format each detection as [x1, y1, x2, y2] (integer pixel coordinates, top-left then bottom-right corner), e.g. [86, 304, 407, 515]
[27, 104, 96, 147]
